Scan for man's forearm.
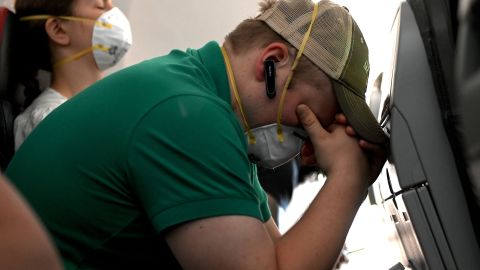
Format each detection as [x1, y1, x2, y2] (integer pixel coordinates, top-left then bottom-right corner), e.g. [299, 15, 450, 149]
[274, 171, 367, 270]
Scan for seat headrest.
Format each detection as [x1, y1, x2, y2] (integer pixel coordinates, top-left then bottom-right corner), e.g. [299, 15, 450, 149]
[0, 7, 15, 99]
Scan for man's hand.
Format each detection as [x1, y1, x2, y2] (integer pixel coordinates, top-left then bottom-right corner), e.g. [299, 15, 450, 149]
[296, 104, 370, 190]
[335, 114, 388, 185]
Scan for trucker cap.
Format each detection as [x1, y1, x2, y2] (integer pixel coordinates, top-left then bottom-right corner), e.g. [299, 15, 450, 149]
[258, 0, 388, 144]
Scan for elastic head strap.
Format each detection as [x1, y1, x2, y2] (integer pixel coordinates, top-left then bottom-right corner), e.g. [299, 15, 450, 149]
[276, 3, 319, 142]
[53, 44, 109, 68]
[20, 15, 113, 29]
[20, 14, 112, 68]
[221, 46, 256, 144]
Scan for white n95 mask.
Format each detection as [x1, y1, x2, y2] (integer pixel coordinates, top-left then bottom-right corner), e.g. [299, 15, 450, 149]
[92, 7, 132, 71]
[221, 46, 309, 170]
[247, 124, 307, 169]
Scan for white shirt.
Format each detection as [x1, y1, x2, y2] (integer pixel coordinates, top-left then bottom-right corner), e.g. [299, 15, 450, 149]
[14, 88, 68, 150]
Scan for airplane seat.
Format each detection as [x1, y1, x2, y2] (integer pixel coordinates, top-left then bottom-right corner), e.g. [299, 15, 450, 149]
[457, 0, 480, 245]
[371, 0, 480, 269]
[0, 7, 19, 171]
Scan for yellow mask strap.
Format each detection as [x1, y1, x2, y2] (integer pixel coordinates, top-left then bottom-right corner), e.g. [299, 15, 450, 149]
[276, 3, 319, 142]
[53, 44, 109, 68]
[20, 15, 113, 29]
[221, 46, 256, 144]
[20, 15, 113, 68]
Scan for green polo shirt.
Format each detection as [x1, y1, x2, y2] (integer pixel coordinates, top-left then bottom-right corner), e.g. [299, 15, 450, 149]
[6, 41, 271, 269]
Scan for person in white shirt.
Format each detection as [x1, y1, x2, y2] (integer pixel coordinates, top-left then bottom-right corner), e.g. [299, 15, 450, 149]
[13, 0, 132, 150]
[14, 88, 66, 150]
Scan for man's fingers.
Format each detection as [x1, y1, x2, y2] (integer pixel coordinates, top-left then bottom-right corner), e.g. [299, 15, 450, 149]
[359, 140, 383, 152]
[346, 126, 356, 136]
[296, 104, 328, 138]
[335, 114, 348, 125]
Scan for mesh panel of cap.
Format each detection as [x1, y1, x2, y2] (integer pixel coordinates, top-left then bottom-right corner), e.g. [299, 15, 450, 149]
[258, 0, 352, 79]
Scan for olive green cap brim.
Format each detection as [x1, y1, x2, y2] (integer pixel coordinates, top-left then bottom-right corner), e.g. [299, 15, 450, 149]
[333, 81, 388, 144]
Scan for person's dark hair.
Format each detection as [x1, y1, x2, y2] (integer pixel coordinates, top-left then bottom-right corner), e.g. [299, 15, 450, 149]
[14, 0, 76, 107]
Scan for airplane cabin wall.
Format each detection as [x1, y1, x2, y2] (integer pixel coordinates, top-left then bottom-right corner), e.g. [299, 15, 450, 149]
[109, 0, 261, 74]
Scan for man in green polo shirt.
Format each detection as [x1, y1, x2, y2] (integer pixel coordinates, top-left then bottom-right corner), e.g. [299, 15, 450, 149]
[7, 0, 387, 269]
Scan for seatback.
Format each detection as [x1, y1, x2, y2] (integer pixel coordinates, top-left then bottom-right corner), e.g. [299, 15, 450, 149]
[457, 0, 480, 234]
[370, 0, 480, 269]
[0, 7, 17, 170]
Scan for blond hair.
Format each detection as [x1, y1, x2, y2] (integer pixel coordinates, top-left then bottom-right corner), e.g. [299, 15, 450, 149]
[225, 0, 325, 89]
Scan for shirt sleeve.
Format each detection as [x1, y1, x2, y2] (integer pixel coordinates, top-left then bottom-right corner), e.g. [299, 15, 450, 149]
[127, 95, 270, 232]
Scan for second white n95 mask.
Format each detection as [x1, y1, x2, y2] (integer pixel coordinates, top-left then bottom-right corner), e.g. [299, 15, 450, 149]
[92, 7, 132, 71]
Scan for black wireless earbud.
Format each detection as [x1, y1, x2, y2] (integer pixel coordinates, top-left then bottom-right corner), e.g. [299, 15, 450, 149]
[264, 59, 276, 99]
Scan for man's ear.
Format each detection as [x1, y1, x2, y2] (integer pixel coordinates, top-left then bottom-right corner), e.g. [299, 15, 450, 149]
[254, 42, 291, 82]
[45, 18, 70, 46]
